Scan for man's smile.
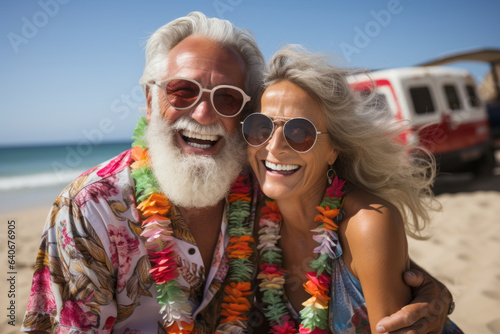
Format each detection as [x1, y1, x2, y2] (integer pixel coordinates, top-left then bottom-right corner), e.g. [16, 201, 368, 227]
[180, 129, 221, 149]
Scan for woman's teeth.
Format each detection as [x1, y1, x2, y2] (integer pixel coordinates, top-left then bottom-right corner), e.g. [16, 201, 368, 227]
[264, 160, 300, 172]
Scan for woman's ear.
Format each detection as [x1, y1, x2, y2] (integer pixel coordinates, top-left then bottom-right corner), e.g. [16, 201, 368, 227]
[145, 86, 152, 123]
[328, 149, 339, 166]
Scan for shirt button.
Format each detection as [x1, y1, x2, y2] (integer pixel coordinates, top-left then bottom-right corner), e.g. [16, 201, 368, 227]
[188, 248, 196, 255]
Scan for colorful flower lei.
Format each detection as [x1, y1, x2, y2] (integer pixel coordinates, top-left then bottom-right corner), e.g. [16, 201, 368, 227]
[257, 177, 346, 333]
[130, 117, 255, 333]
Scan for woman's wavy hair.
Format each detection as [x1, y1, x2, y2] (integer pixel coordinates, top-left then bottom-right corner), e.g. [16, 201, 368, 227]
[139, 11, 265, 116]
[263, 45, 440, 239]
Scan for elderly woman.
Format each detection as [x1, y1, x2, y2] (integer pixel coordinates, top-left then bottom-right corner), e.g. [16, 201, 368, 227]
[243, 46, 462, 333]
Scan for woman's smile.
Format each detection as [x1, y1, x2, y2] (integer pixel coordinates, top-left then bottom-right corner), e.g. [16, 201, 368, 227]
[263, 160, 301, 174]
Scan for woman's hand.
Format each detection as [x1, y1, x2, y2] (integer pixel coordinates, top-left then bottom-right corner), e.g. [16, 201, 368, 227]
[375, 269, 453, 333]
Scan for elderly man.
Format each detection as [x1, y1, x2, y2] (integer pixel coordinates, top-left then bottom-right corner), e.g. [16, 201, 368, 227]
[21, 12, 454, 334]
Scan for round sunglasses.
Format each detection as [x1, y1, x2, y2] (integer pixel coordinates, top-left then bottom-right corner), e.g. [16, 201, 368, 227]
[153, 77, 251, 117]
[241, 113, 328, 153]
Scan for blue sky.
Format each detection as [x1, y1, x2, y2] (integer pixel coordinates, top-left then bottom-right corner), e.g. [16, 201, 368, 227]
[1, 0, 499, 147]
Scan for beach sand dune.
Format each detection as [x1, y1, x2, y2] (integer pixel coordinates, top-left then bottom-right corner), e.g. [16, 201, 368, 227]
[1, 175, 500, 333]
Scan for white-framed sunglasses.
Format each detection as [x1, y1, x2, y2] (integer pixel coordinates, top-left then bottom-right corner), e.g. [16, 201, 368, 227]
[153, 77, 251, 117]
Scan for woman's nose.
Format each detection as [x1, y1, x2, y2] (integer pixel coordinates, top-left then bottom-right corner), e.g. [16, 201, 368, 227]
[266, 125, 288, 153]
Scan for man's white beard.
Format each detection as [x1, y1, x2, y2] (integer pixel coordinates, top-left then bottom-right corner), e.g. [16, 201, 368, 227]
[145, 94, 246, 209]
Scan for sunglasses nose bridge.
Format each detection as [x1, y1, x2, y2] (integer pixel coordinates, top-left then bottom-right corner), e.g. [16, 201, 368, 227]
[197, 87, 213, 105]
[188, 88, 220, 124]
[265, 120, 289, 152]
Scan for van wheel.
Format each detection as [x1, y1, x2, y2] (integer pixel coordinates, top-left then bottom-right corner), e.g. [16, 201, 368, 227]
[472, 146, 496, 178]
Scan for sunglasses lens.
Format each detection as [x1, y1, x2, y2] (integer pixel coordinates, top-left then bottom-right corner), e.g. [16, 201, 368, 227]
[165, 79, 201, 109]
[213, 87, 245, 116]
[284, 118, 317, 152]
[242, 114, 274, 146]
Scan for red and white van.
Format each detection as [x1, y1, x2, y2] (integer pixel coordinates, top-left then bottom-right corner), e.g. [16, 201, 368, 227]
[348, 66, 495, 176]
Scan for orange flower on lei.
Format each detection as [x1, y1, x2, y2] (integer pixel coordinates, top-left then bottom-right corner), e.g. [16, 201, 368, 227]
[130, 146, 150, 169]
[261, 200, 282, 223]
[228, 192, 251, 203]
[220, 282, 252, 323]
[227, 235, 255, 259]
[137, 193, 172, 218]
[166, 321, 195, 334]
[303, 272, 331, 308]
[314, 206, 340, 231]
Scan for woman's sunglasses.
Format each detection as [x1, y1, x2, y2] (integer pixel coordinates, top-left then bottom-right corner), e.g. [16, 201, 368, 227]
[241, 113, 328, 153]
[154, 77, 251, 117]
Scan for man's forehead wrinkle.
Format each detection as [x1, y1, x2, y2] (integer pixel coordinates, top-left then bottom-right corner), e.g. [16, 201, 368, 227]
[173, 51, 220, 66]
[166, 51, 243, 86]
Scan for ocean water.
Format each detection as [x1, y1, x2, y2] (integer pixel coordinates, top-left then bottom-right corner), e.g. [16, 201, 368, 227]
[0, 141, 132, 211]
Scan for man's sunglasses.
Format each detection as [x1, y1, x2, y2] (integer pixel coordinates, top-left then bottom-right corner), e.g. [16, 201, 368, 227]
[153, 77, 251, 117]
[241, 113, 328, 153]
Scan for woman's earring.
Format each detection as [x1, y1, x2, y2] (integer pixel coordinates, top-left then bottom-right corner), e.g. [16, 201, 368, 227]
[327, 165, 336, 185]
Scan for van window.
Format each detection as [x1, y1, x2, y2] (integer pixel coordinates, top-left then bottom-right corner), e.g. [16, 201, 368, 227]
[409, 86, 435, 115]
[358, 87, 396, 120]
[360, 90, 388, 110]
[444, 84, 462, 110]
[369, 92, 391, 120]
[466, 85, 480, 107]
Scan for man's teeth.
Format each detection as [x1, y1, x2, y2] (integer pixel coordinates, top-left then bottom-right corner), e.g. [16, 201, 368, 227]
[181, 130, 219, 141]
[187, 142, 212, 149]
[181, 130, 220, 149]
[265, 161, 300, 171]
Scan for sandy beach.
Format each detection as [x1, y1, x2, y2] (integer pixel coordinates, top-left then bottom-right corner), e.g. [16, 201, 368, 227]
[1, 174, 500, 334]
[408, 190, 500, 333]
[1, 206, 51, 334]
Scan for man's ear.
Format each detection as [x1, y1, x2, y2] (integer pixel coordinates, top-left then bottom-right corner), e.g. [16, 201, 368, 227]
[145, 85, 152, 123]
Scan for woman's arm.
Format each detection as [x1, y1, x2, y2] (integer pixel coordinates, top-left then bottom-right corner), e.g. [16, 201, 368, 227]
[341, 191, 412, 333]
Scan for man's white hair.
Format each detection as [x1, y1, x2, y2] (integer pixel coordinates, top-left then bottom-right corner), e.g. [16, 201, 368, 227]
[140, 11, 265, 118]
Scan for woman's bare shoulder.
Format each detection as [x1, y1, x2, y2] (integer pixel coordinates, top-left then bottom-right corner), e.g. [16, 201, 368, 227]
[339, 189, 409, 278]
[339, 189, 407, 257]
[342, 189, 402, 228]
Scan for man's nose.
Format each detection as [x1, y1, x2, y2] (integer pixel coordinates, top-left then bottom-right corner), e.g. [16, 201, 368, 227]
[189, 93, 218, 125]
